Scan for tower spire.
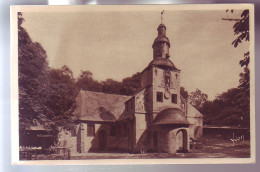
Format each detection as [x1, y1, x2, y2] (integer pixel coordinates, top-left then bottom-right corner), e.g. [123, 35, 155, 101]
[161, 10, 165, 24]
[152, 11, 170, 59]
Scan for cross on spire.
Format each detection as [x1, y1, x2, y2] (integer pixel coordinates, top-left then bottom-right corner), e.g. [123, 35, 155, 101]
[161, 10, 165, 24]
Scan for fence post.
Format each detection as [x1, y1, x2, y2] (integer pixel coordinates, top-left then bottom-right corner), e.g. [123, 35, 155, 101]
[232, 133, 235, 147]
[67, 148, 71, 160]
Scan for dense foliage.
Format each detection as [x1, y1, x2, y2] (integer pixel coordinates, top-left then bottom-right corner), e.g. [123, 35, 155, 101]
[18, 12, 50, 130]
[189, 89, 208, 110]
[18, 13, 77, 136]
[76, 71, 142, 95]
[76, 70, 189, 99]
[199, 9, 251, 128]
[232, 9, 250, 67]
[200, 67, 250, 127]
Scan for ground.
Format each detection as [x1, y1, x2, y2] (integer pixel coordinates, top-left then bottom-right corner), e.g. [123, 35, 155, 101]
[70, 136, 250, 160]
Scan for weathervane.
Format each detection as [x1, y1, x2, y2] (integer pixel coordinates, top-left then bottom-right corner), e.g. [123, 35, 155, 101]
[161, 10, 165, 24]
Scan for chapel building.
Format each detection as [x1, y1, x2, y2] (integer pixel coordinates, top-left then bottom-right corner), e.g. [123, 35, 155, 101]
[58, 21, 203, 154]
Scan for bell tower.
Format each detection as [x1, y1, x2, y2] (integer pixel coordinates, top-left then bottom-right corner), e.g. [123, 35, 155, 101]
[152, 11, 171, 59]
[134, 11, 189, 153]
[140, 11, 181, 113]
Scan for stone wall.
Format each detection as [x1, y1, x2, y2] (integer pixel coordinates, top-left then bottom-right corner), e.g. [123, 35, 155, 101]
[134, 113, 147, 152]
[59, 119, 136, 154]
[152, 126, 189, 153]
[141, 67, 153, 88]
[186, 103, 203, 139]
[152, 67, 181, 112]
[58, 127, 78, 153]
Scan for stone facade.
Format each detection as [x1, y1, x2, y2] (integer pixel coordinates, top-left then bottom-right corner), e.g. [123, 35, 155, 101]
[58, 22, 203, 154]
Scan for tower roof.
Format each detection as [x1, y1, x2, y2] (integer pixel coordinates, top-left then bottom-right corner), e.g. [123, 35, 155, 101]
[153, 35, 170, 47]
[148, 58, 179, 70]
[158, 23, 166, 29]
[154, 108, 190, 125]
[152, 23, 171, 47]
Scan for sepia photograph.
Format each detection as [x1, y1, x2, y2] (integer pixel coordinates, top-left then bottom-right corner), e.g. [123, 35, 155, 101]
[11, 4, 255, 164]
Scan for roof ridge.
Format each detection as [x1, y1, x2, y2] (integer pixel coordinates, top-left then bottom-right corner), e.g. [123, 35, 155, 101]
[80, 89, 132, 98]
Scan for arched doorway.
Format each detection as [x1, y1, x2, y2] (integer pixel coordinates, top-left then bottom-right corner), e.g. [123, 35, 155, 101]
[176, 129, 188, 153]
[98, 130, 107, 151]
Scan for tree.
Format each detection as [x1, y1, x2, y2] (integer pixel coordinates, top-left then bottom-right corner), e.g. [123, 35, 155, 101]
[101, 79, 124, 95]
[180, 87, 189, 100]
[233, 10, 250, 67]
[230, 8, 250, 124]
[224, 9, 250, 67]
[121, 72, 142, 95]
[44, 66, 77, 131]
[76, 71, 142, 96]
[215, 88, 248, 127]
[189, 89, 208, 111]
[200, 82, 249, 127]
[76, 70, 102, 92]
[232, 10, 250, 126]
[237, 67, 250, 127]
[18, 12, 50, 130]
[18, 13, 77, 136]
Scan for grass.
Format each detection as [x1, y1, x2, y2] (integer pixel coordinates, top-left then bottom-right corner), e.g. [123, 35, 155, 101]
[188, 136, 250, 158]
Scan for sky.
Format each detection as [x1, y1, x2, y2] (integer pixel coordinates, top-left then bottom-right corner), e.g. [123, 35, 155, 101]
[21, 8, 249, 100]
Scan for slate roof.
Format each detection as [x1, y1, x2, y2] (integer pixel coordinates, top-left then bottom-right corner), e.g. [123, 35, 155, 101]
[25, 125, 46, 131]
[75, 90, 132, 122]
[154, 108, 190, 125]
[153, 35, 170, 47]
[148, 58, 179, 70]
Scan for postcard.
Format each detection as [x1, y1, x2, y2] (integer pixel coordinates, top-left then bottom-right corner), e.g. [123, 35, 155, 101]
[11, 4, 255, 165]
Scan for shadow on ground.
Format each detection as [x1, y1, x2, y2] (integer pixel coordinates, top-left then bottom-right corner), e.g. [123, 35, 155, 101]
[71, 136, 250, 159]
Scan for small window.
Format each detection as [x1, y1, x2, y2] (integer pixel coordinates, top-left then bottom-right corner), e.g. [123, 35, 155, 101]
[87, 124, 95, 137]
[71, 127, 77, 137]
[157, 92, 163, 102]
[110, 125, 116, 136]
[171, 94, 177, 104]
